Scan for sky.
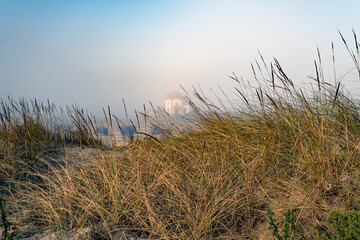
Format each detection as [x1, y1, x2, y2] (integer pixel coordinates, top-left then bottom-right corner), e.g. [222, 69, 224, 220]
[1, 0, 360, 118]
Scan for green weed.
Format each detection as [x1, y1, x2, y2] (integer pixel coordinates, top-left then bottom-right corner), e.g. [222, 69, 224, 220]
[0, 198, 17, 240]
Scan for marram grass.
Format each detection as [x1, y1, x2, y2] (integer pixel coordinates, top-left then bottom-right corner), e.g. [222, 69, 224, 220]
[2, 33, 360, 239]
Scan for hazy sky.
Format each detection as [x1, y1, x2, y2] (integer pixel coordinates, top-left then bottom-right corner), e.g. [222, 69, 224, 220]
[1, 0, 360, 117]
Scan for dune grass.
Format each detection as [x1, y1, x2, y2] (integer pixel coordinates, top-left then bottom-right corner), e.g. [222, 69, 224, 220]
[2, 32, 360, 239]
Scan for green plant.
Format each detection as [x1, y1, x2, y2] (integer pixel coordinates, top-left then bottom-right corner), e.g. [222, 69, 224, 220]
[267, 208, 296, 240]
[315, 199, 360, 239]
[267, 208, 281, 239]
[317, 210, 360, 240]
[0, 198, 18, 240]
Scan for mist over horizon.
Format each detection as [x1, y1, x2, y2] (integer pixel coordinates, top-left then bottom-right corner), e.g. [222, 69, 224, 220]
[1, 0, 360, 120]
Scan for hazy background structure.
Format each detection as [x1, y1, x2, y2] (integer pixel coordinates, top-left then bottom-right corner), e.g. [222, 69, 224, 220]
[165, 91, 190, 115]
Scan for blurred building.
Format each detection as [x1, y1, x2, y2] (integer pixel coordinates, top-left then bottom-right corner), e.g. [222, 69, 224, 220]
[96, 126, 108, 136]
[165, 91, 190, 115]
[120, 125, 136, 138]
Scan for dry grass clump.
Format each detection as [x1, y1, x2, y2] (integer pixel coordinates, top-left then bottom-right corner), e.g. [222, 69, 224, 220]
[16, 137, 265, 239]
[0, 98, 108, 189]
[0, 98, 60, 187]
[3, 32, 360, 239]
[15, 90, 360, 238]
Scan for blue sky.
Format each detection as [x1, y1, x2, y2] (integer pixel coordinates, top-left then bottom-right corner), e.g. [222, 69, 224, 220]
[1, 0, 360, 117]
